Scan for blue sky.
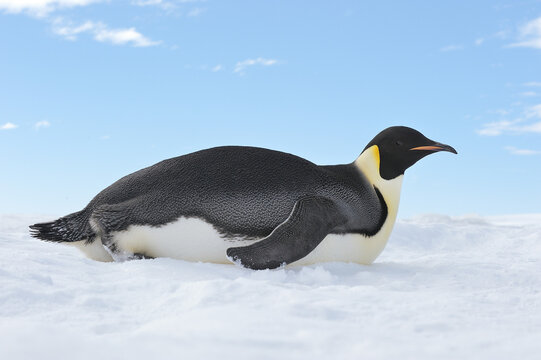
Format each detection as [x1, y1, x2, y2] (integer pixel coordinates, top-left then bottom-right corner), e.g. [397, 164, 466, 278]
[1, 0, 540, 217]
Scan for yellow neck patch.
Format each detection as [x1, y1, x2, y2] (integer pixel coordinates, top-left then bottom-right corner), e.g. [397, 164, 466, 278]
[372, 145, 381, 169]
[354, 145, 381, 185]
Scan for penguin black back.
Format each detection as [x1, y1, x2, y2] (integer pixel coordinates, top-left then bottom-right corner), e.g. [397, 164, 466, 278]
[32, 146, 384, 243]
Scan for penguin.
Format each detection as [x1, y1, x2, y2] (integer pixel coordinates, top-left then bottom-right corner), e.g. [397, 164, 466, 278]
[30, 126, 456, 270]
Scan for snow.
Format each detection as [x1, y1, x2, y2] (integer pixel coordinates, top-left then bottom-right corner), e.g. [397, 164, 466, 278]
[1, 213, 541, 359]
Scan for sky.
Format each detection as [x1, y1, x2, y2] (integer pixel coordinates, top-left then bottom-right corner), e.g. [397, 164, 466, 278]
[1, 0, 540, 217]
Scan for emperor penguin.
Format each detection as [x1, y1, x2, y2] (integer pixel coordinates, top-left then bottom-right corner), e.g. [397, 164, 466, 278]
[30, 126, 457, 270]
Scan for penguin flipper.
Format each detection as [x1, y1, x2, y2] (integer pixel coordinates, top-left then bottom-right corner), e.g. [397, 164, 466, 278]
[226, 196, 347, 270]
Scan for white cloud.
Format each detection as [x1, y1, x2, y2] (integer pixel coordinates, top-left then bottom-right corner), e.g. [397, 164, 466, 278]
[52, 20, 161, 47]
[488, 109, 511, 116]
[478, 105, 541, 136]
[509, 16, 541, 49]
[494, 30, 509, 39]
[522, 122, 541, 133]
[526, 104, 541, 118]
[524, 81, 541, 87]
[477, 119, 522, 136]
[520, 91, 538, 97]
[132, 0, 163, 5]
[52, 20, 95, 41]
[1, 122, 17, 130]
[131, 0, 201, 12]
[234, 57, 279, 75]
[211, 64, 222, 72]
[35, 120, 51, 129]
[2, 2, 161, 47]
[131, 0, 175, 11]
[95, 27, 160, 47]
[133, 0, 200, 4]
[440, 44, 463, 52]
[187, 7, 205, 17]
[0, 0, 101, 17]
[479, 120, 541, 135]
[475, 38, 484, 46]
[505, 146, 541, 155]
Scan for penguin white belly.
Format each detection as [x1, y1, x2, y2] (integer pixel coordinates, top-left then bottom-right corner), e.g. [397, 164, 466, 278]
[111, 217, 257, 263]
[68, 236, 114, 262]
[293, 235, 382, 266]
[102, 213, 397, 265]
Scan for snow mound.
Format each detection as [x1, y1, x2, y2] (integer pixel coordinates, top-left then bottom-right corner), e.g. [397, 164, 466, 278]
[1, 214, 540, 360]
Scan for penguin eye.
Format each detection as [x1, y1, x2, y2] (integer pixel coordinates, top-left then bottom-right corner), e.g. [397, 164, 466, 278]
[395, 140, 403, 147]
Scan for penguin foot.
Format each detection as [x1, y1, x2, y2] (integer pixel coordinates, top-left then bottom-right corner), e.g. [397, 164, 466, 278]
[227, 247, 284, 270]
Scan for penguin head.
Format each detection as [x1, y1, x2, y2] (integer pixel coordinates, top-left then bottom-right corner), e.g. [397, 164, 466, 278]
[363, 126, 457, 180]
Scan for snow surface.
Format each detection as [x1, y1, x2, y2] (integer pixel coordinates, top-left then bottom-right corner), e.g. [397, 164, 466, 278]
[1, 213, 541, 360]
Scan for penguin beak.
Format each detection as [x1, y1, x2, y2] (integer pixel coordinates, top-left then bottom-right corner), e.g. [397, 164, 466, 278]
[410, 142, 458, 154]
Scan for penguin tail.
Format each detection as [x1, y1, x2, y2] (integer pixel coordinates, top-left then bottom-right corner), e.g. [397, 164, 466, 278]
[29, 210, 94, 243]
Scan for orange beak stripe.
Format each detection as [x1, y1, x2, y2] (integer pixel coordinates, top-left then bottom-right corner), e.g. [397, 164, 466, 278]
[410, 145, 444, 151]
